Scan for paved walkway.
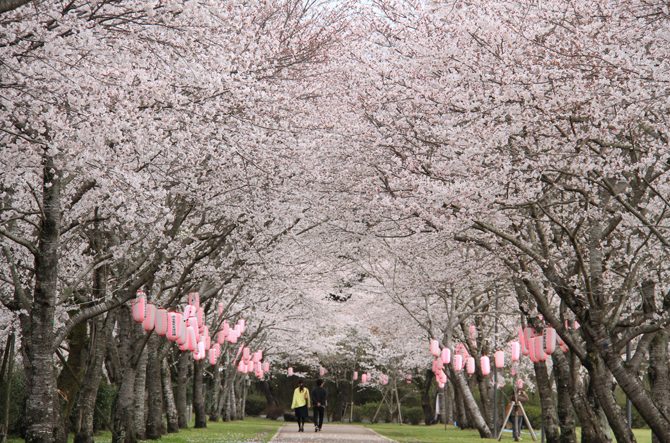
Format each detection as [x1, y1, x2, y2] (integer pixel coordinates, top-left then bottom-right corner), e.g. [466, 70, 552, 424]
[270, 423, 394, 442]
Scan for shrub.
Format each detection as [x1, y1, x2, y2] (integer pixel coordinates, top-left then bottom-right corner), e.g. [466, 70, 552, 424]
[402, 406, 423, 425]
[266, 405, 284, 420]
[245, 394, 266, 417]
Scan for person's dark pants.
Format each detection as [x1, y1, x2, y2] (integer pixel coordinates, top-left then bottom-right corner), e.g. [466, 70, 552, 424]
[513, 415, 523, 440]
[313, 406, 325, 429]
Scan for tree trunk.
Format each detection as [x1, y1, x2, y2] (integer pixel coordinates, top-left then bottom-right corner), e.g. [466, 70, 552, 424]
[193, 359, 206, 428]
[162, 357, 179, 433]
[454, 383, 469, 428]
[209, 361, 222, 421]
[55, 319, 89, 443]
[25, 156, 61, 443]
[0, 333, 16, 443]
[551, 353, 577, 443]
[419, 370, 433, 425]
[476, 370, 493, 430]
[111, 306, 143, 443]
[176, 352, 190, 428]
[133, 346, 148, 439]
[74, 313, 113, 443]
[450, 369, 492, 438]
[145, 335, 164, 439]
[648, 330, 670, 443]
[533, 360, 560, 443]
[585, 351, 635, 443]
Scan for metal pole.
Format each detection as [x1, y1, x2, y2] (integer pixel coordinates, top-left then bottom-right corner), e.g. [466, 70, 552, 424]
[626, 342, 632, 427]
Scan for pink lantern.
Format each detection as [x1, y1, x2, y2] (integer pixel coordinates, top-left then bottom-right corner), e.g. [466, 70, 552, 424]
[453, 354, 463, 372]
[185, 326, 197, 352]
[238, 360, 248, 373]
[511, 341, 521, 361]
[177, 318, 187, 345]
[438, 381, 445, 389]
[228, 330, 238, 344]
[131, 292, 146, 323]
[263, 361, 270, 372]
[183, 304, 195, 319]
[494, 350, 505, 368]
[242, 347, 251, 361]
[441, 348, 451, 364]
[288, 367, 294, 376]
[545, 327, 557, 354]
[353, 371, 358, 381]
[516, 379, 524, 389]
[209, 348, 217, 365]
[217, 302, 224, 316]
[222, 321, 230, 335]
[361, 373, 367, 383]
[217, 329, 226, 344]
[534, 336, 547, 362]
[557, 335, 569, 353]
[480, 356, 491, 376]
[142, 303, 156, 332]
[524, 328, 535, 350]
[518, 327, 528, 356]
[466, 357, 475, 375]
[528, 337, 538, 363]
[167, 312, 179, 342]
[429, 339, 440, 357]
[573, 320, 580, 330]
[155, 308, 168, 336]
[197, 340, 205, 358]
[205, 334, 211, 350]
[319, 366, 327, 377]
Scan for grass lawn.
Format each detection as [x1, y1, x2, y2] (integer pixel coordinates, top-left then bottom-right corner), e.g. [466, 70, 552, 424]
[7, 417, 282, 443]
[366, 423, 654, 443]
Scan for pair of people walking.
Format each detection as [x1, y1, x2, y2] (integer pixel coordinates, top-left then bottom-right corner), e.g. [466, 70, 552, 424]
[291, 379, 327, 432]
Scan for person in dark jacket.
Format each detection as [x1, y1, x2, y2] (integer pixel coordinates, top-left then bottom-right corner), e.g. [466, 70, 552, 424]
[311, 379, 327, 432]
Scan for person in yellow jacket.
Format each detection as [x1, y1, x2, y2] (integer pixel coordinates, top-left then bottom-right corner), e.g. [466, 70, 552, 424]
[291, 380, 311, 432]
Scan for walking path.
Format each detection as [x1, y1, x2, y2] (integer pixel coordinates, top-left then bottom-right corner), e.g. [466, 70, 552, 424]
[270, 423, 394, 442]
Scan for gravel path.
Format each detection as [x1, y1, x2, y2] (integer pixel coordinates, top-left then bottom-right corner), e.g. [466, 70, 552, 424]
[270, 423, 394, 442]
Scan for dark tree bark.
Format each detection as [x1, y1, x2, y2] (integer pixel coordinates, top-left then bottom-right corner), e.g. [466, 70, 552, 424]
[145, 335, 164, 439]
[450, 369, 491, 437]
[417, 370, 433, 425]
[533, 360, 560, 443]
[193, 359, 206, 428]
[161, 357, 179, 433]
[24, 156, 61, 443]
[551, 353, 577, 443]
[176, 352, 190, 428]
[133, 347, 148, 440]
[209, 361, 222, 421]
[55, 319, 89, 443]
[111, 306, 144, 443]
[75, 312, 114, 443]
[648, 330, 670, 443]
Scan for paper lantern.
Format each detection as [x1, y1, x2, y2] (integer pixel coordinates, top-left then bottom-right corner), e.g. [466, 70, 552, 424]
[319, 366, 327, 377]
[177, 319, 187, 345]
[242, 347, 251, 361]
[183, 304, 195, 319]
[441, 348, 451, 365]
[167, 312, 179, 342]
[353, 371, 358, 381]
[524, 328, 535, 350]
[480, 356, 491, 376]
[288, 367, 293, 376]
[511, 341, 521, 361]
[142, 303, 156, 332]
[494, 350, 505, 368]
[534, 336, 547, 362]
[205, 334, 211, 350]
[217, 302, 224, 316]
[209, 348, 217, 365]
[185, 326, 197, 352]
[516, 379, 524, 389]
[557, 335, 568, 353]
[545, 327, 557, 354]
[453, 354, 463, 372]
[361, 373, 367, 383]
[429, 339, 440, 357]
[197, 307, 204, 331]
[518, 327, 528, 355]
[573, 320, 580, 330]
[155, 308, 168, 336]
[466, 357, 475, 375]
[438, 381, 445, 389]
[263, 361, 270, 372]
[227, 330, 238, 344]
[238, 360, 248, 373]
[132, 292, 146, 323]
[222, 320, 230, 334]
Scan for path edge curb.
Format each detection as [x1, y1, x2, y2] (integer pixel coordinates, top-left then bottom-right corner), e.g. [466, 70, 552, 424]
[364, 426, 397, 442]
[268, 422, 285, 442]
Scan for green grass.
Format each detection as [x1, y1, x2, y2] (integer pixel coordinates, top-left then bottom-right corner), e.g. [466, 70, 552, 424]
[366, 423, 654, 443]
[7, 418, 282, 443]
